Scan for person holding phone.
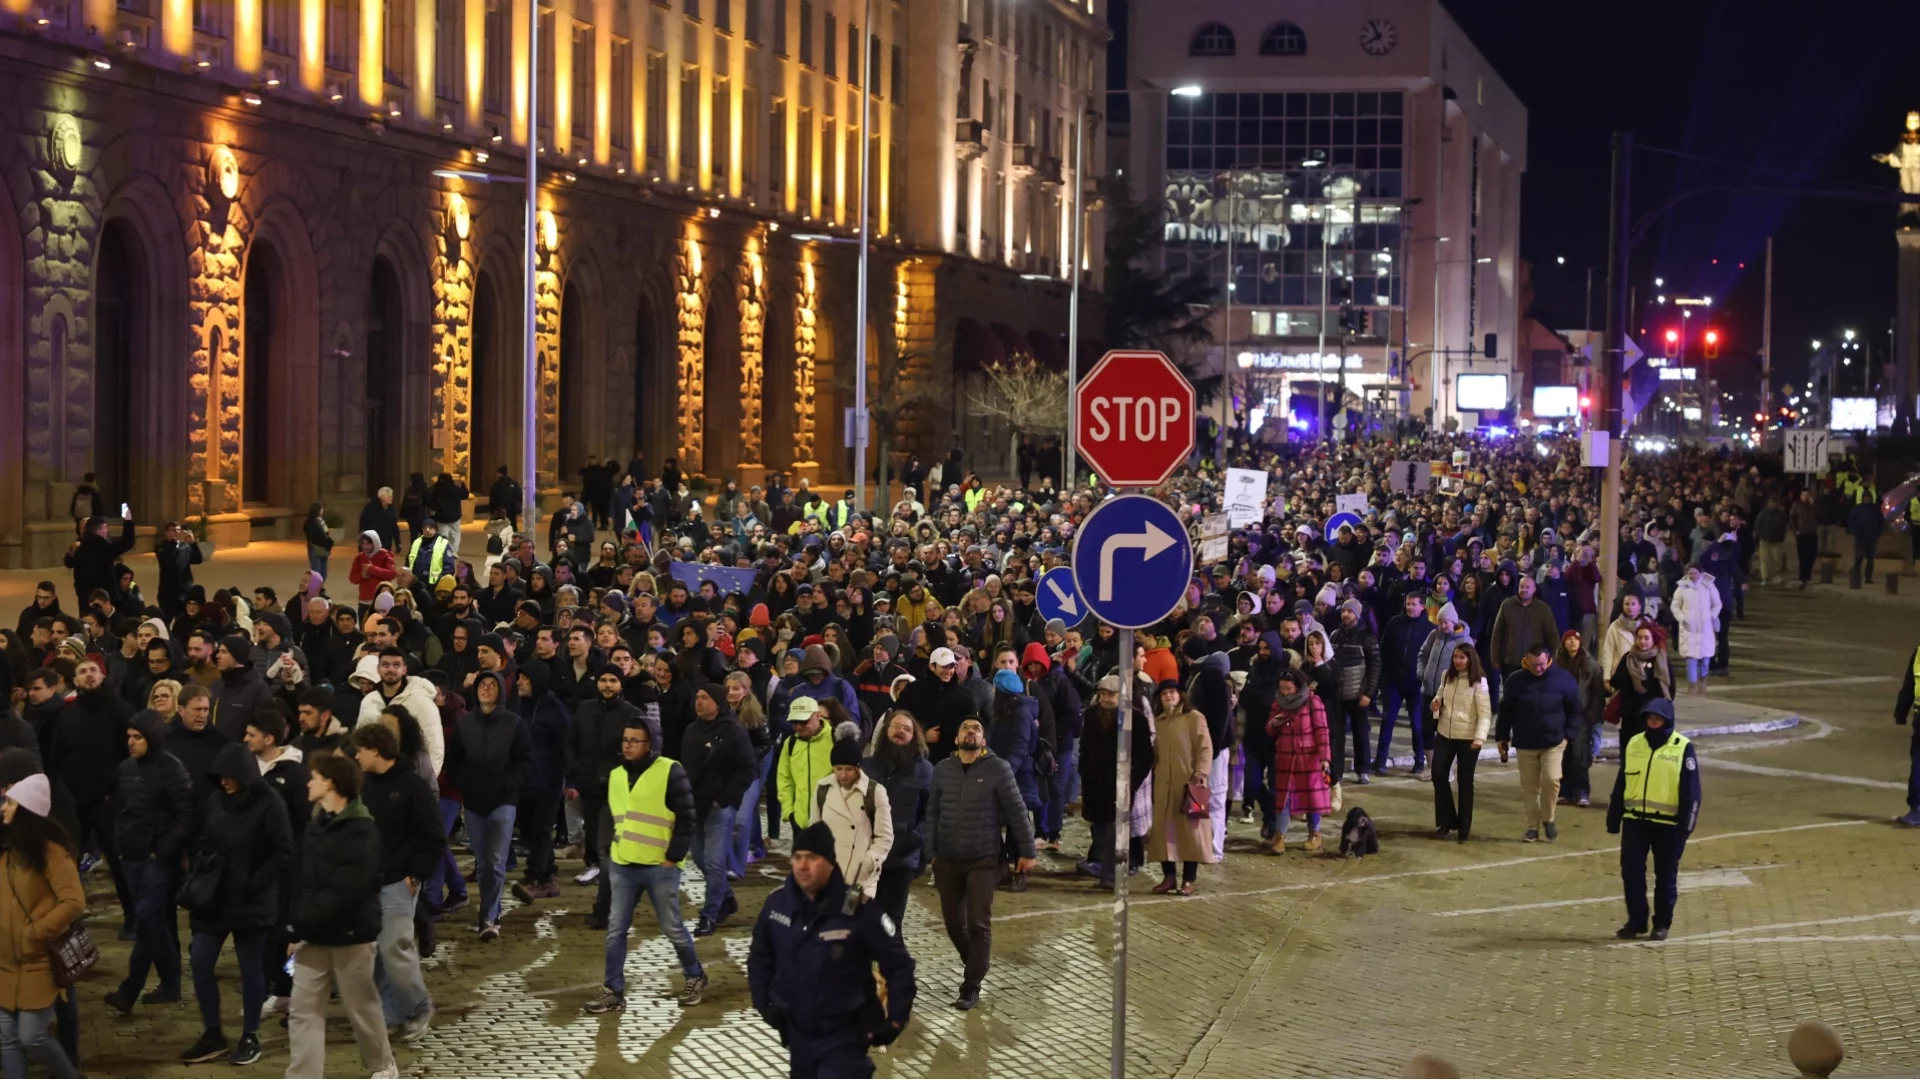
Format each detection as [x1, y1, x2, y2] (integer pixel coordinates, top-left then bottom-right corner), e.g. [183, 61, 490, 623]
[65, 513, 136, 605]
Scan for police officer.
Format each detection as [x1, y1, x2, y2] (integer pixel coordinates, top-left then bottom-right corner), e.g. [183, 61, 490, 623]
[1607, 698, 1700, 941]
[1889, 642, 1920, 827]
[749, 821, 917, 1079]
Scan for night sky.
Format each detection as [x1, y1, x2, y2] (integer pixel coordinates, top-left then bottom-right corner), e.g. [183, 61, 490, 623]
[1110, 0, 1920, 404]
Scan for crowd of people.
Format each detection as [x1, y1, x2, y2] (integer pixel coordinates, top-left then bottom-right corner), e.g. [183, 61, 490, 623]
[0, 428, 1891, 1076]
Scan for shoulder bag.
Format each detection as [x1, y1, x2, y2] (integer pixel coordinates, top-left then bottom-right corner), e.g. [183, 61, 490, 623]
[7, 860, 97, 988]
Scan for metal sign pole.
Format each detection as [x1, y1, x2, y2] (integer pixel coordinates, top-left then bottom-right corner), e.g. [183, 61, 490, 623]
[1112, 623, 1133, 1079]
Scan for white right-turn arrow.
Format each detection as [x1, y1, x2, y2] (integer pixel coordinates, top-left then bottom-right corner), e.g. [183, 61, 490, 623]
[1045, 574, 1080, 618]
[1097, 520, 1178, 602]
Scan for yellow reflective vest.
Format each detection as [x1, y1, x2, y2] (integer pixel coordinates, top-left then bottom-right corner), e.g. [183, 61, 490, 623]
[608, 756, 677, 866]
[405, 534, 450, 582]
[1620, 732, 1690, 825]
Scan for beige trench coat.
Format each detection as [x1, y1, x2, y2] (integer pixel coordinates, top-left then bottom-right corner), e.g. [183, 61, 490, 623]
[1147, 709, 1215, 864]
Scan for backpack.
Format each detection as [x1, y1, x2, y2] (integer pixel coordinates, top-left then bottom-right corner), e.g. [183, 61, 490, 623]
[816, 778, 878, 828]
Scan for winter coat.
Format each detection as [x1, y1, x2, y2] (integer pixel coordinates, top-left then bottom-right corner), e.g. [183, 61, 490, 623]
[156, 538, 203, 609]
[354, 662, 447, 776]
[49, 688, 132, 806]
[567, 695, 643, 793]
[1184, 651, 1233, 753]
[926, 751, 1035, 863]
[290, 799, 382, 946]
[210, 662, 276, 742]
[778, 646, 861, 729]
[1494, 666, 1581, 750]
[894, 674, 978, 762]
[114, 711, 195, 863]
[348, 535, 398, 604]
[1146, 708, 1214, 865]
[1076, 701, 1154, 826]
[167, 718, 233, 834]
[680, 708, 758, 819]
[1418, 626, 1475, 700]
[446, 675, 535, 813]
[811, 772, 894, 898]
[65, 518, 135, 600]
[1599, 615, 1644, 685]
[1265, 694, 1331, 816]
[862, 751, 933, 872]
[362, 755, 445, 887]
[1670, 575, 1722, 660]
[1381, 611, 1435, 690]
[358, 499, 400, 552]
[512, 671, 572, 795]
[1489, 597, 1561, 671]
[775, 726, 836, 829]
[1430, 675, 1492, 743]
[186, 743, 294, 933]
[1329, 623, 1380, 701]
[0, 844, 84, 1012]
[986, 690, 1040, 812]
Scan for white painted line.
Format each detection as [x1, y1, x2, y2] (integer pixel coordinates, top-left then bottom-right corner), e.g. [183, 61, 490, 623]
[1700, 757, 1907, 790]
[1001, 820, 1871, 923]
[1707, 675, 1897, 693]
[1609, 908, 1920, 948]
[1430, 866, 1767, 917]
[1671, 934, 1920, 946]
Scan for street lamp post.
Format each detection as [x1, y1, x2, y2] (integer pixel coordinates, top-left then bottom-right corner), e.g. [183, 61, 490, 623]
[522, 0, 539, 534]
[853, 0, 873, 513]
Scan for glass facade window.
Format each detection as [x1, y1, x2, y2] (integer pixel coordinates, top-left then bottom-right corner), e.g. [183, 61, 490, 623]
[1163, 90, 1404, 319]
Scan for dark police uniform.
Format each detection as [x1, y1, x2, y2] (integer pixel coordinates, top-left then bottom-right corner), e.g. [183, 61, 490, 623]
[1889, 645, 1920, 824]
[748, 868, 917, 1079]
[1606, 700, 1702, 938]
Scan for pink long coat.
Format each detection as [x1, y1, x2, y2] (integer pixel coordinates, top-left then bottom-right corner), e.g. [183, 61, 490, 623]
[1266, 694, 1332, 816]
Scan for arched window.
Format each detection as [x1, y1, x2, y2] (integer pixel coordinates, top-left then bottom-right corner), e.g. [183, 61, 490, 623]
[1188, 21, 1235, 57]
[1260, 22, 1306, 56]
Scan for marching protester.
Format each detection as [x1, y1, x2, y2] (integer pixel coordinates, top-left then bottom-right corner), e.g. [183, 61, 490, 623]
[927, 716, 1033, 1011]
[1429, 643, 1492, 841]
[0, 773, 84, 1077]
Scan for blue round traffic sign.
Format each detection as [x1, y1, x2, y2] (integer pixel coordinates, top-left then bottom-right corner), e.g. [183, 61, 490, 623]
[1070, 495, 1194, 630]
[1036, 567, 1086, 626]
[1324, 512, 1362, 543]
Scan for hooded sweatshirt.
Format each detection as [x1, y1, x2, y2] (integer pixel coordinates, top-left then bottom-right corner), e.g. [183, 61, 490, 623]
[445, 671, 533, 813]
[353, 654, 446, 776]
[189, 742, 293, 933]
[349, 531, 398, 603]
[514, 659, 572, 794]
[113, 710, 194, 862]
[779, 644, 860, 728]
[679, 693, 758, 820]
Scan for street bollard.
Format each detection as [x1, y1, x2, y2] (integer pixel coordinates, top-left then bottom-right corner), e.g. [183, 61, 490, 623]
[1849, 565, 1861, 590]
[1402, 1053, 1462, 1079]
[1890, 573, 1901, 595]
[1820, 562, 1834, 586]
[1786, 1019, 1844, 1078]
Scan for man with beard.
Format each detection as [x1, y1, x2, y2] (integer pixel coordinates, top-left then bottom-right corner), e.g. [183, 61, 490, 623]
[861, 710, 933, 927]
[568, 668, 642, 927]
[294, 687, 352, 757]
[355, 647, 445, 776]
[895, 648, 975, 763]
[208, 636, 274, 740]
[50, 656, 135, 917]
[926, 716, 1034, 1011]
[1076, 676, 1154, 887]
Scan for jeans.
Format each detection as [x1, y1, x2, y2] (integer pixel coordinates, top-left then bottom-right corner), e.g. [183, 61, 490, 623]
[1061, 738, 1082, 806]
[691, 806, 736, 922]
[0, 1006, 72, 1078]
[1432, 737, 1479, 837]
[1516, 742, 1566, 830]
[1907, 730, 1920, 812]
[1620, 819, 1687, 931]
[1683, 656, 1711, 685]
[1853, 536, 1876, 582]
[423, 798, 467, 913]
[1796, 534, 1818, 583]
[1756, 539, 1788, 584]
[119, 858, 180, 997]
[729, 779, 762, 878]
[604, 862, 703, 993]
[934, 856, 1001, 994]
[77, 799, 129, 928]
[1088, 821, 1117, 885]
[1044, 738, 1076, 842]
[189, 926, 266, 1037]
[374, 881, 431, 1026]
[1376, 679, 1427, 768]
[307, 544, 330, 578]
[520, 787, 562, 883]
[761, 743, 784, 841]
[578, 792, 607, 872]
[1208, 748, 1230, 859]
[1275, 790, 1320, 837]
[464, 804, 517, 927]
[1563, 719, 1594, 802]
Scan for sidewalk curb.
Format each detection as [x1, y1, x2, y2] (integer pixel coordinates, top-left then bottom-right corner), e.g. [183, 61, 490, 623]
[1374, 714, 1801, 771]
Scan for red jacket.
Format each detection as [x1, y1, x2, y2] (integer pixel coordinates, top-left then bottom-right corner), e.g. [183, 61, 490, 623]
[349, 548, 397, 603]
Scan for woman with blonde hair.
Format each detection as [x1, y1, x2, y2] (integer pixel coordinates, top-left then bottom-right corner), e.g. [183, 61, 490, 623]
[146, 678, 184, 722]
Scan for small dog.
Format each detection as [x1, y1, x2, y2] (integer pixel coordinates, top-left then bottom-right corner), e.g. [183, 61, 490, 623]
[1339, 806, 1379, 858]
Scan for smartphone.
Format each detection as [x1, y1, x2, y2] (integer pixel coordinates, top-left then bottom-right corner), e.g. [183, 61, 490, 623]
[119, 502, 130, 518]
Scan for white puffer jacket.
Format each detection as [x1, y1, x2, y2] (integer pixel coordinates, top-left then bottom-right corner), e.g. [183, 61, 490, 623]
[1670, 574, 1722, 660]
[1430, 675, 1492, 744]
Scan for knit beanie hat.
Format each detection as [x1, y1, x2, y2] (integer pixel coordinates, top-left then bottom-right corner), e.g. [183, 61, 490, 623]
[992, 668, 1024, 695]
[791, 821, 838, 865]
[8, 774, 51, 819]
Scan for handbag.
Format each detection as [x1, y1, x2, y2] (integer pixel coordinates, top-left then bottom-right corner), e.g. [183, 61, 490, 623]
[7, 866, 97, 988]
[1183, 780, 1212, 818]
[1603, 693, 1623, 726]
[178, 850, 228, 916]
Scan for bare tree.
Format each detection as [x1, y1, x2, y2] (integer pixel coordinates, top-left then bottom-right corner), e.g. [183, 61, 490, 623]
[967, 354, 1069, 470]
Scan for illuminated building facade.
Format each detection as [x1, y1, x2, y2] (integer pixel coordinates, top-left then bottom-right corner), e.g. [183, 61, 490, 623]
[1124, 0, 1524, 430]
[0, 0, 1105, 565]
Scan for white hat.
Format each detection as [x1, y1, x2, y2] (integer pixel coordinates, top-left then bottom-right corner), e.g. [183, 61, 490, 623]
[929, 646, 957, 667]
[7, 774, 51, 819]
[787, 697, 821, 722]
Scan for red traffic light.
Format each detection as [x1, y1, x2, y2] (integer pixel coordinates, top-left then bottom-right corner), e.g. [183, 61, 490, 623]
[1579, 395, 1591, 410]
[1704, 329, 1721, 360]
[1663, 328, 1680, 359]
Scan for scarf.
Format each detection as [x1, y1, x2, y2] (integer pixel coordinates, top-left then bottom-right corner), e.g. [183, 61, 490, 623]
[1272, 684, 1311, 714]
[1624, 646, 1670, 697]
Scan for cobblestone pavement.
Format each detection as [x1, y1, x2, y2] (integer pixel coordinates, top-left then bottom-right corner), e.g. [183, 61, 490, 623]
[42, 569, 1920, 1077]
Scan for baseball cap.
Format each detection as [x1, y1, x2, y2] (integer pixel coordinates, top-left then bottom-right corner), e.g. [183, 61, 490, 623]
[930, 646, 957, 667]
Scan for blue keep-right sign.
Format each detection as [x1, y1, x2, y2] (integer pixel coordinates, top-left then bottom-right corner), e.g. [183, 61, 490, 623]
[1070, 495, 1194, 630]
[1036, 566, 1086, 626]
[1324, 511, 1362, 543]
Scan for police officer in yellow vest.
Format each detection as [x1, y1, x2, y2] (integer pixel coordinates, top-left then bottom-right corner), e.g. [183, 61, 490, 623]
[1888, 645, 1920, 827]
[405, 518, 452, 583]
[1607, 698, 1701, 941]
[584, 716, 708, 1013]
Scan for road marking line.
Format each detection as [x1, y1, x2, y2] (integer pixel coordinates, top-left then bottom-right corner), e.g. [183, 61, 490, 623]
[1707, 675, 1896, 693]
[1429, 865, 1771, 917]
[1000, 820, 1870, 923]
[1610, 908, 1920, 948]
[1671, 934, 1920, 946]
[1700, 757, 1907, 789]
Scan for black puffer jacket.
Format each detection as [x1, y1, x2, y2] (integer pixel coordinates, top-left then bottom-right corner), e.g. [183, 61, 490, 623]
[50, 688, 132, 806]
[210, 660, 276, 741]
[290, 798, 382, 946]
[446, 672, 533, 814]
[112, 711, 194, 862]
[187, 743, 293, 933]
[926, 751, 1035, 863]
[566, 694, 642, 794]
[678, 704, 757, 820]
[362, 756, 444, 886]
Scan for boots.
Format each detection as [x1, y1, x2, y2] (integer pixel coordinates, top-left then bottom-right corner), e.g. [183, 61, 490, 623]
[1267, 834, 1286, 855]
[1305, 832, 1323, 853]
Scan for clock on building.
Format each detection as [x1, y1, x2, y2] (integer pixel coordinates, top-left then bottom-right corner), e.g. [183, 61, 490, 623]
[1359, 18, 1397, 55]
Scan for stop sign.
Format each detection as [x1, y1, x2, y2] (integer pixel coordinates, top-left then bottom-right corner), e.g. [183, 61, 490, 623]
[1075, 349, 1196, 487]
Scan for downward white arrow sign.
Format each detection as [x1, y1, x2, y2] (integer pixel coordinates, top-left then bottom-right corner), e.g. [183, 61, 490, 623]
[1097, 521, 1178, 602]
[1045, 575, 1079, 618]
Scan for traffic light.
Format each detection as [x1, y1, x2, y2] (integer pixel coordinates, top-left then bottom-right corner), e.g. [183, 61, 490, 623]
[1703, 329, 1721, 360]
[1663, 328, 1680, 359]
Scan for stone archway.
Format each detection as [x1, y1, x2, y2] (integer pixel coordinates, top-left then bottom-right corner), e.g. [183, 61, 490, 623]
[702, 271, 742, 481]
[762, 278, 794, 472]
[239, 204, 320, 509]
[470, 264, 513, 492]
[557, 259, 606, 481]
[94, 178, 190, 523]
[632, 277, 675, 470]
[369, 225, 434, 493]
[0, 183, 21, 563]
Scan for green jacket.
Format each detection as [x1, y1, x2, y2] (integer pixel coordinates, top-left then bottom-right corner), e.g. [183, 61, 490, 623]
[775, 727, 835, 828]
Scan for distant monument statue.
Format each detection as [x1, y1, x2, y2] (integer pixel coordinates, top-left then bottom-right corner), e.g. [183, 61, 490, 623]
[1873, 110, 1920, 222]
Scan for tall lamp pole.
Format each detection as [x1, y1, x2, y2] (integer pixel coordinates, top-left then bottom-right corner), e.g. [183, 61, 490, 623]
[1066, 106, 1088, 489]
[852, 0, 873, 512]
[521, 0, 539, 534]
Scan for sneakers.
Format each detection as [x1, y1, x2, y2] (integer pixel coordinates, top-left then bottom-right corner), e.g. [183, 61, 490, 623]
[103, 988, 135, 1015]
[478, 923, 501, 942]
[1648, 927, 1670, 942]
[953, 986, 981, 1011]
[1543, 821, 1559, 842]
[78, 852, 99, 875]
[575, 865, 602, 885]
[719, 893, 738, 921]
[692, 915, 718, 938]
[1615, 923, 1645, 939]
[230, 1033, 262, 1066]
[677, 974, 708, 1007]
[371, 1066, 401, 1079]
[1898, 809, 1920, 828]
[395, 1009, 434, 1045]
[1522, 829, 1540, 843]
[182, 1029, 229, 1064]
[262, 995, 290, 1017]
[584, 988, 626, 1014]
[142, 986, 182, 1006]
[1239, 806, 1255, 825]
[1577, 796, 1592, 809]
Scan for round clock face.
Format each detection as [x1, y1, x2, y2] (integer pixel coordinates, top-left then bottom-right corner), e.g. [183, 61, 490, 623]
[1360, 18, 1397, 55]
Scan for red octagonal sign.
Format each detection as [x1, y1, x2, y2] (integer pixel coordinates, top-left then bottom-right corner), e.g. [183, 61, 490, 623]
[1075, 349, 1195, 488]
